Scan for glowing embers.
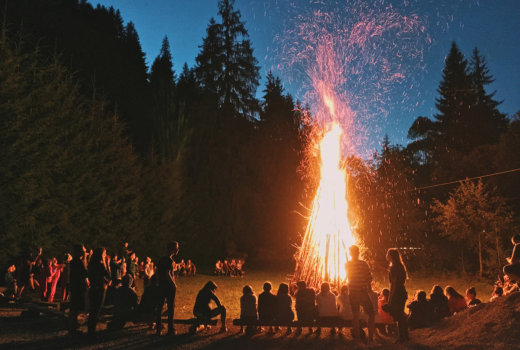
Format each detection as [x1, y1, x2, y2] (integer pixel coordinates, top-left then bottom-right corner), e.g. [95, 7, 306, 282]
[294, 123, 356, 288]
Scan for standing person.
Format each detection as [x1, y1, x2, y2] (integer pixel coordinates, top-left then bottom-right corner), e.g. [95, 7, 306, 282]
[47, 257, 62, 303]
[127, 252, 137, 278]
[156, 242, 179, 335]
[294, 281, 316, 335]
[258, 282, 277, 333]
[60, 253, 72, 302]
[503, 234, 520, 282]
[382, 248, 409, 343]
[143, 257, 154, 288]
[110, 254, 123, 286]
[193, 281, 227, 332]
[346, 245, 375, 344]
[68, 244, 89, 335]
[87, 247, 111, 338]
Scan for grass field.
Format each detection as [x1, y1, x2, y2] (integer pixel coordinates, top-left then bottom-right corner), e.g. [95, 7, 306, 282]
[171, 269, 494, 320]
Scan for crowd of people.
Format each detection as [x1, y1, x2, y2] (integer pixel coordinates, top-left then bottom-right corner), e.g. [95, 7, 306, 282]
[0, 233, 518, 343]
[214, 259, 244, 277]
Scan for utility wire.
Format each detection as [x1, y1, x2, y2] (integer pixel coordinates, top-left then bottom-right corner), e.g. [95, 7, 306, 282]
[406, 167, 520, 193]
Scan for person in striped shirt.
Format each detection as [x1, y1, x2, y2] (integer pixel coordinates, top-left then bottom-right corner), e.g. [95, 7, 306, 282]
[345, 245, 375, 344]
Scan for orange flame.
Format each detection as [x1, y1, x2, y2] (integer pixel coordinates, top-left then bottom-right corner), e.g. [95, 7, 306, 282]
[295, 119, 357, 287]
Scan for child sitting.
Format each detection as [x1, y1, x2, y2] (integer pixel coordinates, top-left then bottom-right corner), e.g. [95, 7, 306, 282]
[407, 290, 432, 329]
[466, 287, 481, 307]
[240, 285, 257, 334]
[445, 286, 467, 315]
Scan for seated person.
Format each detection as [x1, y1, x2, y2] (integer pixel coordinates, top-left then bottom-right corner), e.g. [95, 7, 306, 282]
[466, 287, 481, 307]
[429, 285, 450, 321]
[108, 274, 138, 330]
[258, 281, 277, 332]
[503, 275, 520, 295]
[137, 275, 161, 327]
[407, 290, 432, 329]
[4, 264, 18, 300]
[490, 286, 503, 302]
[186, 260, 196, 276]
[222, 260, 230, 276]
[445, 286, 467, 315]
[240, 285, 257, 334]
[236, 259, 244, 276]
[503, 234, 520, 282]
[276, 283, 294, 334]
[193, 281, 226, 332]
[377, 288, 393, 324]
[295, 281, 316, 334]
[337, 285, 353, 321]
[229, 259, 237, 277]
[315, 282, 339, 334]
[215, 260, 223, 276]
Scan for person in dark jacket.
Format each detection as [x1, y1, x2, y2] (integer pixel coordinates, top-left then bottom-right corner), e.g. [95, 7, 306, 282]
[466, 287, 482, 307]
[156, 241, 179, 335]
[295, 280, 316, 335]
[382, 248, 409, 342]
[108, 274, 138, 330]
[193, 281, 227, 332]
[68, 244, 89, 335]
[276, 283, 294, 334]
[87, 247, 111, 337]
[258, 281, 277, 333]
[407, 290, 432, 329]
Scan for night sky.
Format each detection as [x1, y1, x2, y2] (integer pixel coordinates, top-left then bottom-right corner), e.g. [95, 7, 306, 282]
[89, 0, 520, 152]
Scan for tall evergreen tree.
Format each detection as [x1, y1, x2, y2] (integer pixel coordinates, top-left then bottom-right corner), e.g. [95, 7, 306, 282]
[149, 36, 177, 160]
[195, 0, 260, 119]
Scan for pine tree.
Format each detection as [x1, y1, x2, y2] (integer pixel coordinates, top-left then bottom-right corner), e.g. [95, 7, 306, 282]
[150, 36, 177, 160]
[469, 47, 508, 145]
[195, 0, 260, 119]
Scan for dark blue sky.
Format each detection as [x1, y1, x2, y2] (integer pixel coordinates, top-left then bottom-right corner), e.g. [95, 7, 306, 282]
[90, 0, 520, 152]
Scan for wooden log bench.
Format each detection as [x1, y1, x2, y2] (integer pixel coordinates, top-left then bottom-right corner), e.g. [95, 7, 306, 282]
[232, 318, 394, 330]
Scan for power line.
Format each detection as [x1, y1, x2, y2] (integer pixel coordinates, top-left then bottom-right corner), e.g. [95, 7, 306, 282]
[406, 167, 520, 193]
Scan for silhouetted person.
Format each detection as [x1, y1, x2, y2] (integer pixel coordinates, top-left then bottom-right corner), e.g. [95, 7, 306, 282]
[193, 281, 227, 332]
[156, 241, 179, 335]
[445, 286, 467, 315]
[240, 285, 257, 334]
[138, 274, 161, 328]
[382, 248, 408, 343]
[503, 234, 520, 282]
[87, 247, 111, 337]
[407, 291, 432, 329]
[490, 285, 503, 302]
[295, 280, 315, 335]
[346, 245, 375, 343]
[68, 244, 89, 334]
[466, 287, 481, 307]
[429, 285, 450, 321]
[276, 283, 294, 334]
[316, 282, 339, 335]
[258, 281, 277, 332]
[108, 274, 138, 330]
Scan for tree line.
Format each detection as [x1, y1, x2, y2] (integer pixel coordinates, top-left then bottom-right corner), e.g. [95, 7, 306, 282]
[1, 0, 518, 277]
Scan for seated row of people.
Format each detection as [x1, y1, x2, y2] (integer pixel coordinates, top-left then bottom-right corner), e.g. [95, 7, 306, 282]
[239, 280, 392, 335]
[175, 259, 196, 277]
[214, 259, 244, 277]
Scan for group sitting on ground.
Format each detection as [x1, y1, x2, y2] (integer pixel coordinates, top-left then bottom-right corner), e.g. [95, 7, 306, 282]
[214, 258, 244, 277]
[175, 259, 197, 277]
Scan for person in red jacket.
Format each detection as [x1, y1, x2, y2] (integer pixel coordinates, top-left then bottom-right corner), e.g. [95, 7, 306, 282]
[445, 286, 467, 315]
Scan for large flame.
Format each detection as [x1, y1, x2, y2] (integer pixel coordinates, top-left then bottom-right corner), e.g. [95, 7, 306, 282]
[294, 119, 356, 288]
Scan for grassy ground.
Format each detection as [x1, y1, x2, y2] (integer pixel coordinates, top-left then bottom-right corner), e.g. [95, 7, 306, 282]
[0, 270, 496, 349]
